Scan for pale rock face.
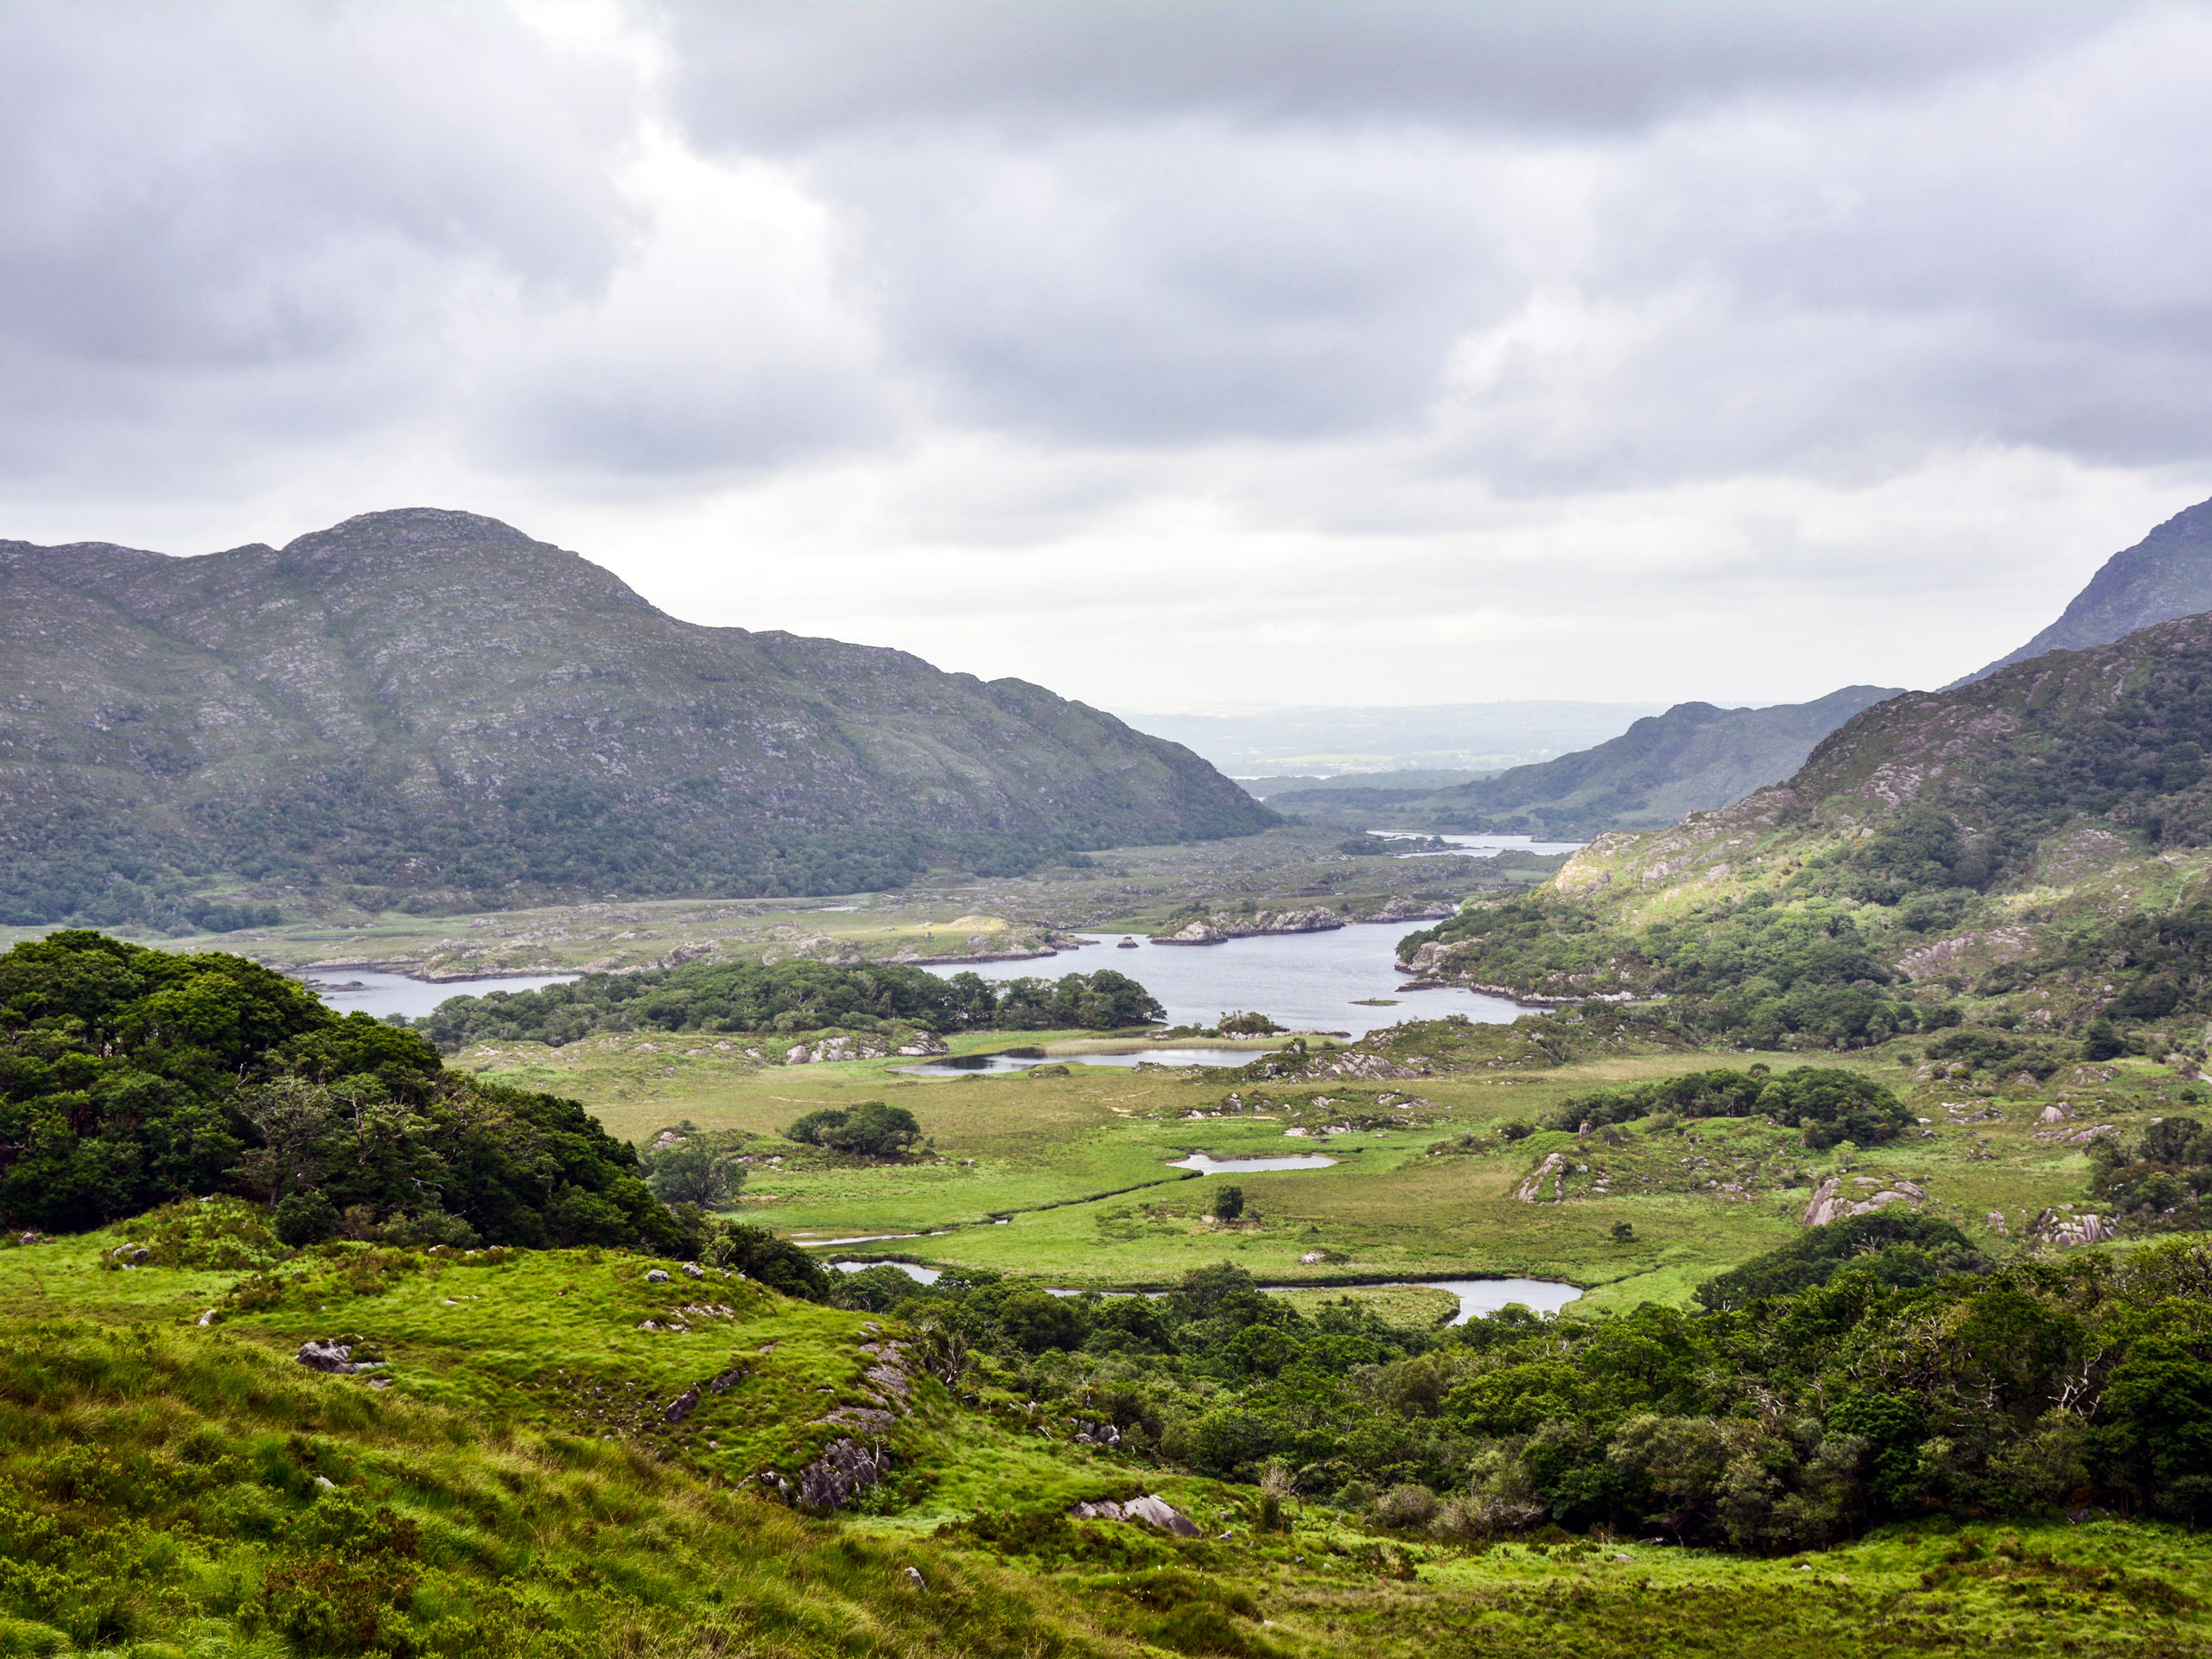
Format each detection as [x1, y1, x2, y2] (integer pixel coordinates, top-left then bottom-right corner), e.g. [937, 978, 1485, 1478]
[1802, 1177, 1929, 1227]
[1068, 1495, 1200, 1535]
[1515, 1151, 1568, 1204]
[2031, 1209, 2116, 1248]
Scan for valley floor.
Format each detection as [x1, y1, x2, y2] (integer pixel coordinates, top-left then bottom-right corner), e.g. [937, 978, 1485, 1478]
[459, 1023, 2145, 1310]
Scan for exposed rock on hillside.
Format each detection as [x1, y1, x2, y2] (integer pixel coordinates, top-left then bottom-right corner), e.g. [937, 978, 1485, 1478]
[1152, 906, 1342, 944]
[0, 509, 1273, 925]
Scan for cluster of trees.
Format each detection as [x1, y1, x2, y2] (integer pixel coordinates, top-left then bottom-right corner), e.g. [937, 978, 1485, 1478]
[786, 1101, 924, 1159]
[0, 931, 687, 1252]
[1548, 1065, 1916, 1149]
[837, 1228, 2212, 1543]
[417, 958, 1163, 1049]
[2090, 1114, 2212, 1230]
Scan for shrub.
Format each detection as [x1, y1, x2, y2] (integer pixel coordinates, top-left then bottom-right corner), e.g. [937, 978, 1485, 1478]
[1375, 1484, 1439, 1529]
[786, 1102, 923, 1159]
[274, 1192, 340, 1248]
[1211, 1185, 1245, 1222]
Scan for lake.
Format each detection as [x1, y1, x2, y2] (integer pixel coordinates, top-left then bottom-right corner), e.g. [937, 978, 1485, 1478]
[1166, 1153, 1337, 1173]
[896, 1045, 1276, 1077]
[926, 923, 1528, 1037]
[1375, 830, 1584, 859]
[828, 1260, 1580, 1324]
[300, 969, 580, 1020]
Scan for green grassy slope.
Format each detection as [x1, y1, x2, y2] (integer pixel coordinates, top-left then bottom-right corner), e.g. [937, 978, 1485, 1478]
[7, 1215, 2212, 1659]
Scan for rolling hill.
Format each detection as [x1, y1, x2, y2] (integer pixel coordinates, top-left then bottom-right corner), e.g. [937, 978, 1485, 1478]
[0, 508, 1272, 927]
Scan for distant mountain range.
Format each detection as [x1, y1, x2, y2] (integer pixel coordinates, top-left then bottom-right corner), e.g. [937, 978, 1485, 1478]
[1122, 700, 1664, 776]
[1287, 686, 1900, 838]
[1954, 494, 2212, 685]
[0, 509, 1271, 928]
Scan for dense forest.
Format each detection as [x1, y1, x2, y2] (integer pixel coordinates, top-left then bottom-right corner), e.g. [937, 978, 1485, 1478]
[416, 957, 1164, 1050]
[0, 931, 688, 1249]
[836, 1224, 2212, 1542]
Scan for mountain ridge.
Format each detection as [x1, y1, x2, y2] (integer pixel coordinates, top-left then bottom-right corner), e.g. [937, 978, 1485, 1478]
[0, 508, 1273, 927]
[1952, 493, 2212, 685]
[1327, 685, 1900, 838]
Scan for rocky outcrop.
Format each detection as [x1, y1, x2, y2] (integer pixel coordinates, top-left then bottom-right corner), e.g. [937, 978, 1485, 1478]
[296, 1339, 385, 1376]
[1071, 1418, 1122, 1447]
[2031, 1209, 2116, 1248]
[1153, 907, 1344, 945]
[1516, 1152, 1567, 1204]
[1068, 1495, 1200, 1535]
[797, 1439, 884, 1512]
[1802, 1176, 1929, 1227]
[1369, 895, 1458, 923]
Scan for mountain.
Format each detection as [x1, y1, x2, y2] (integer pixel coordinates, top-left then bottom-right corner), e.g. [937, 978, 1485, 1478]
[1122, 699, 1663, 775]
[0, 508, 1272, 927]
[1954, 494, 2212, 684]
[1397, 611, 2212, 1045]
[1340, 686, 1901, 837]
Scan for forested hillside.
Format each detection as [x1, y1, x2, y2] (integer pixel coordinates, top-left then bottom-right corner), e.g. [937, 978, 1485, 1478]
[0, 508, 1272, 928]
[1398, 608, 2212, 1049]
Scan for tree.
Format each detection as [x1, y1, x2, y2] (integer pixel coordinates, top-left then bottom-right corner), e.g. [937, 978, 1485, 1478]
[1213, 1185, 1245, 1222]
[786, 1102, 922, 1159]
[639, 1123, 747, 1209]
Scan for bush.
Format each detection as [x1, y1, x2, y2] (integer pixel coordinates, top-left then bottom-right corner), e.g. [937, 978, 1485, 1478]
[1375, 1484, 1439, 1529]
[786, 1102, 923, 1159]
[1694, 1211, 1987, 1310]
[1211, 1185, 1245, 1222]
[274, 1192, 340, 1248]
[1552, 1065, 1915, 1148]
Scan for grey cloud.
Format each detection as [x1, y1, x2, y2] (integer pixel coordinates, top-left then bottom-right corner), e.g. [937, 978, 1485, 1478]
[683, 5, 2212, 486]
[0, 3, 641, 482]
[658, 0, 2112, 142]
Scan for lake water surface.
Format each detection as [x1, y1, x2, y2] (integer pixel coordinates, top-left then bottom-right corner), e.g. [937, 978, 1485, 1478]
[927, 924, 1527, 1036]
[1166, 1153, 1338, 1174]
[830, 1260, 1580, 1324]
[302, 969, 581, 1020]
[896, 1045, 1275, 1077]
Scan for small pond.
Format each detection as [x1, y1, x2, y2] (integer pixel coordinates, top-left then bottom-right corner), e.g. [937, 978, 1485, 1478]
[1166, 1153, 1338, 1174]
[831, 1260, 943, 1283]
[895, 1045, 1273, 1077]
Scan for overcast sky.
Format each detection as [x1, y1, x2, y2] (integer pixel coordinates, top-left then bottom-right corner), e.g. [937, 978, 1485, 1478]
[5, 0, 2210, 711]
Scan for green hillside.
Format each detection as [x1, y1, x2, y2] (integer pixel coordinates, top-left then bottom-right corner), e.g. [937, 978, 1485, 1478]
[0, 509, 1272, 930]
[1958, 494, 2212, 684]
[1338, 687, 1898, 839]
[1395, 608, 2212, 1057]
